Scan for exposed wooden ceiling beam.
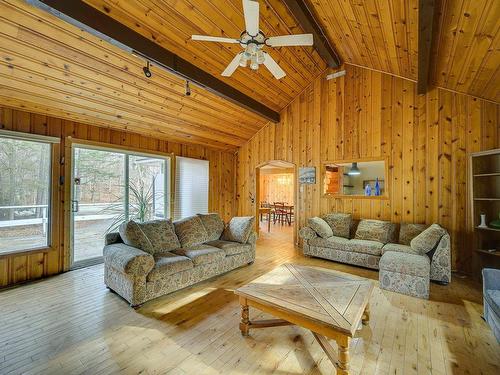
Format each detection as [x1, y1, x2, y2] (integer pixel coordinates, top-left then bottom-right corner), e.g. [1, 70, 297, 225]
[418, 0, 436, 95]
[28, 0, 280, 123]
[281, 0, 341, 68]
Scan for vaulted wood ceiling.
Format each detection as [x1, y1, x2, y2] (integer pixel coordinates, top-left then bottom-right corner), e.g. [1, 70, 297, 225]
[0, 0, 498, 152]
[0, 0, 272, 150]
[83, 0, 327, 112]
[306, 0, 419, 80]
[432, 0, 500, 103]
[305, 0, 499, 103]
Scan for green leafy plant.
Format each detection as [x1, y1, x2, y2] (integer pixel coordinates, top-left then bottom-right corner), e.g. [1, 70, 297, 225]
[101, 179, 160, 233]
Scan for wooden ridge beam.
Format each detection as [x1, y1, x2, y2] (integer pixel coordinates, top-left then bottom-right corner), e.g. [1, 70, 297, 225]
[418, 0, 436, 95]
[281, 0, 341, 68]
[27, 0, 280, 123]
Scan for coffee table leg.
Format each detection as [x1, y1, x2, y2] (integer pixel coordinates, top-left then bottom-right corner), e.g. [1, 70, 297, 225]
[362, 303, 370, 325]
[337, 339, 350, 375]
[239, 297, 250, 336]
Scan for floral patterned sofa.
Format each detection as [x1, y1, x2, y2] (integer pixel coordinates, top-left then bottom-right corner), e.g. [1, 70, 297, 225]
[298, 214, 451, 289]
[103, 214, 256, 306]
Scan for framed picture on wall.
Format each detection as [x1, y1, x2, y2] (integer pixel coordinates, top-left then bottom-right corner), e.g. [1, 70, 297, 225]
[299, 167, 316, 184]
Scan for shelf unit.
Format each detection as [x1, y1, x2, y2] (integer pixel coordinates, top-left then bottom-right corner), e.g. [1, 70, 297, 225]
[470, 148, 500, 276]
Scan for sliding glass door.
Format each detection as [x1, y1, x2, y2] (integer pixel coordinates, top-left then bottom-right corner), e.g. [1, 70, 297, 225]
[71, 145, 170, 267]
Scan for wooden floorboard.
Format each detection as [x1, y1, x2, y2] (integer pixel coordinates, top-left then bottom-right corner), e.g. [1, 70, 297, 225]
[0, 224, 499, 375]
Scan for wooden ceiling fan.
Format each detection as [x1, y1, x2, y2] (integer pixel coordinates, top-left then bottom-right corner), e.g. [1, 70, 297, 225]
[191, 0, 313, 80]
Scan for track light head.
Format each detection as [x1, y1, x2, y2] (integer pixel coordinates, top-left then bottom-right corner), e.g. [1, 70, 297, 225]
[185, 81, 191, 96]
[143, 61, 152, 78]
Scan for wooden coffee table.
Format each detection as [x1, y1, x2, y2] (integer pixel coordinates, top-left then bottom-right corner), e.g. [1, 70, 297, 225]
[235, 264, 374, 375]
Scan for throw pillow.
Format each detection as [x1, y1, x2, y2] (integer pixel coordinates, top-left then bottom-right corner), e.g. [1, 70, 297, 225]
[399, 223, 428, 246]
[322, 213, 352, 238]
[174, 215, 209, 247]
[197, 213, 225, 241]
[119, 220, 154, 254]
[354, 219, 395, 244]
[138, 220, 180, 254]
[308, 217, 333, 239]
[410, 223, 446, 255]
[222, 216, 255, 244]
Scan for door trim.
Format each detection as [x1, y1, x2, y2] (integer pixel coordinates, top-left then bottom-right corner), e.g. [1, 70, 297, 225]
[64, 137, 174, 270]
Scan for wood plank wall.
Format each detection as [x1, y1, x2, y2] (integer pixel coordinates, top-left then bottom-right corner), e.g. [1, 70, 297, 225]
[259, 173, 294, 206]
[0, 106, 236, 287]
[236, 65, 499, 274]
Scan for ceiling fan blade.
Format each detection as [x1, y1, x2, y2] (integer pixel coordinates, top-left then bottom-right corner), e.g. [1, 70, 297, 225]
[266, 34, 313, 47]
[243, 0, 259, 36]
[263, 52, 286, 80]
[222, 53, 243, 77]
[192, 35, 240, 44]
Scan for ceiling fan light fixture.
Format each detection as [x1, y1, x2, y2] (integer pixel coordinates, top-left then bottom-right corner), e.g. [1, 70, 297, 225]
[239, 54, 248, 67]
[191, 0, 313, 79]
[256, 50, 265, 64]
[246, 43, 257, 55]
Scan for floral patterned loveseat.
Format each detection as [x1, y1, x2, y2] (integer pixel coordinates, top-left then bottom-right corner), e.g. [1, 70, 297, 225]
[298, 214, 451, 285]
[103, 214, 256, 306]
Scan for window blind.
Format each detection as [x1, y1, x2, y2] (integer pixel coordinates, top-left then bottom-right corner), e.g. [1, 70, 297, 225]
[174, 157, 209, 220]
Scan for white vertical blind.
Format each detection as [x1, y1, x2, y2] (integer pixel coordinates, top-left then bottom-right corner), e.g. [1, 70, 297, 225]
[174, 157, 209, 220]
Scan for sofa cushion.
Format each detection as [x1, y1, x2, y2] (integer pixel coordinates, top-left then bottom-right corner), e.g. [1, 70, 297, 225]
[139, 220, 180, 254]
[381, 243, 421, 256]
[399, 223, 428, 246]
[323, 213, 352, 239]
[172, 244, 225, 266]
[174, 216, 209, 247]
[309, 235, 350, 249]
[206, 240, 251, 256]
[355, 219, 395, 244]
[146, 253, 194, 281]
[410, 224, 446, 255]
[222, 216, 255, 243]
[119, 220, 154, 254]
[198, 213, 225, 241]
[118, 220, 180, 255]
[308, 217, 333, 239]
[380, 251, 430, 277]
[485, 290, 500, 318]
[346, 239, 384, 256]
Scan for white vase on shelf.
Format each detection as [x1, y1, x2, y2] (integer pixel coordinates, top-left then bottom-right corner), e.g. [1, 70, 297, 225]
[478, 214, 488, 228]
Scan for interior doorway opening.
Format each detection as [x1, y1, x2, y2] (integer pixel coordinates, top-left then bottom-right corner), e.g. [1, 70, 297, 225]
[255, 160, 296, 242]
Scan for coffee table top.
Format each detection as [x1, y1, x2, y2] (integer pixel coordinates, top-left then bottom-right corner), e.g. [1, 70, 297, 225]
[235, 263, 374, 335]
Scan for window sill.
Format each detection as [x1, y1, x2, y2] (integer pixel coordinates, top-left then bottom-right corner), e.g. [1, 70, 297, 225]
[323, 194, 389, 200]
[0, 246, 53, 259]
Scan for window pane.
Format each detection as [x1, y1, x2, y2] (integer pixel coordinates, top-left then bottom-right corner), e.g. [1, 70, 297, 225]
[73, 148, 125, 262]
[0, 137, 51, 253]
[128, 155, 169, 222]
[174, 157, 209, 220]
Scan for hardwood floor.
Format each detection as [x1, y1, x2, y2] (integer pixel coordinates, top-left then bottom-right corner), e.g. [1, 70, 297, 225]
[0, 225, 498, 375]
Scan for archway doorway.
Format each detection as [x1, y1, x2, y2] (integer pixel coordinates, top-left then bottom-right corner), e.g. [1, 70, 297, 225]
[255, 160, 296, 242]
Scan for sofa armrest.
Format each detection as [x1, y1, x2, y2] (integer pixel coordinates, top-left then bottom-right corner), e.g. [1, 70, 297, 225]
[105, 232, 122, 246]
[483, 268, 500, 293]
[429, 233, 451, 283]
[103, 243, 155, 277]
[246, 231, 258, 245]
[299, 226, 317, 241]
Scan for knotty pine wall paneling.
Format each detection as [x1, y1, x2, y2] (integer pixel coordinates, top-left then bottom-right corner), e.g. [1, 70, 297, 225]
[0, 107, 236, 288]
[236, 65, 499, 274]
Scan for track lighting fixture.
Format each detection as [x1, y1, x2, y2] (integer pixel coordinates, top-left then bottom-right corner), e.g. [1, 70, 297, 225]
[143, 61, 152, 78]
[185, 80, 191, 96]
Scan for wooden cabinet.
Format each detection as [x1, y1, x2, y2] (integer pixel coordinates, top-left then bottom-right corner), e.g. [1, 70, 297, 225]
[470, 149, 500, 276]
